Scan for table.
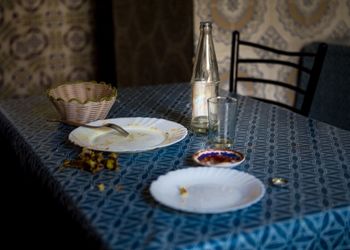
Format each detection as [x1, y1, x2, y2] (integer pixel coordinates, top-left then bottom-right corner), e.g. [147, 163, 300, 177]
[0, 83, 349, 249]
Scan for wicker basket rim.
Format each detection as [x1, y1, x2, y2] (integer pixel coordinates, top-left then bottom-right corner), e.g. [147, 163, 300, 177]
[47, 81, 117, 104]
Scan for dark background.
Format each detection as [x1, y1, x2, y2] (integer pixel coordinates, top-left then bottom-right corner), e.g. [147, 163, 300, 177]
[2, 1, 194, 248]
[112, 0, 193, 87]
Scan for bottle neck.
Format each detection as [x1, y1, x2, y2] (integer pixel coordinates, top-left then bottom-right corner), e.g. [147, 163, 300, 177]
[200, 24, 212, 36]
[200, 21, 212, 30]
[191, 21, 220, 83]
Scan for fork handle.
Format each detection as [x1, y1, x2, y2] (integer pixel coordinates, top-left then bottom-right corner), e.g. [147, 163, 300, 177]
[47, 118, 129, 137]
[107, 123, 129, 136]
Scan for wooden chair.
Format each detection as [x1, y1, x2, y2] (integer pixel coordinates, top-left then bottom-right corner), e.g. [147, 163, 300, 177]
[229, 31, 328, 116]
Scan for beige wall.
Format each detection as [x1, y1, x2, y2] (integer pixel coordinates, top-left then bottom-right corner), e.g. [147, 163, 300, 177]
[194, 0, 350, 105]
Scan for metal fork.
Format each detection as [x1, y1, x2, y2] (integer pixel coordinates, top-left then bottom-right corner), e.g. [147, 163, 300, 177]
[47, 119, 129, 137]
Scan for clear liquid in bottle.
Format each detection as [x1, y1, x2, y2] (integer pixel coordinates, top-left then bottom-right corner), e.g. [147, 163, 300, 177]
[191, 81, 218, 133]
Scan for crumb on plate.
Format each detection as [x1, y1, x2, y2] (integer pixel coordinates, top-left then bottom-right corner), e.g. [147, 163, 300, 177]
[179, 186, 188, 197]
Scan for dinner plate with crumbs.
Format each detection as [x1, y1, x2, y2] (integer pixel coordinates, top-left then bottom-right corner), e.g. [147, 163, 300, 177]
[193, 149, 245, 168]
[68, 117, 188, 153]
[150, 167, 265, 214]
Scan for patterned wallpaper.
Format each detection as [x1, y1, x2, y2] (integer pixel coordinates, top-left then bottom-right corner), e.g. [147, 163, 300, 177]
[2, 1, 349, 101]
[0, 0, 193, 98]
[194, 0, 350, 106]
[0, 0, 96, 98]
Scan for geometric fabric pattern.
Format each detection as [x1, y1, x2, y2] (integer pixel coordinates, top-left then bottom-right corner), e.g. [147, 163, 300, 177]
[0, 83, 349, 249]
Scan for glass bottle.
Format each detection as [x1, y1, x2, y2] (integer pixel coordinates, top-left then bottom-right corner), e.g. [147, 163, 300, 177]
[191, 21, 220, 133]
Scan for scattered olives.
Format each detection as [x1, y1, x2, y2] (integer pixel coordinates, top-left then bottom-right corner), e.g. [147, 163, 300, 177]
[63, 148, 119, 174]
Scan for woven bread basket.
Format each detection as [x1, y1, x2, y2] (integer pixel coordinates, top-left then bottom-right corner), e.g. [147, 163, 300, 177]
[48, 81, 117, 123]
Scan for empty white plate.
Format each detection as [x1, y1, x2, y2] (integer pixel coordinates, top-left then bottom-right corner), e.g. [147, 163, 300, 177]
[150, 167, 265, 214]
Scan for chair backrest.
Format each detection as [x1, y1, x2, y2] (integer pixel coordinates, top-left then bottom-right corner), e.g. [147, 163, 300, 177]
[300, 43, 350, 130]
[229, 31, 328, 116]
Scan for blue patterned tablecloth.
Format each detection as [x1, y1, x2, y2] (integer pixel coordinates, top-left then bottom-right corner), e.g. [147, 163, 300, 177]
[0, 83, 349, 250]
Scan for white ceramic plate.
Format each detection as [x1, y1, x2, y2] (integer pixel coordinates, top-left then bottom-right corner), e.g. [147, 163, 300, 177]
[150, 167, 265, 214]
[68, 117, 188, 153]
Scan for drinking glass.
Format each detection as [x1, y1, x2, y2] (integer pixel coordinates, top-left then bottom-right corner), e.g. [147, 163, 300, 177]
[207, 96, 237, 149]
